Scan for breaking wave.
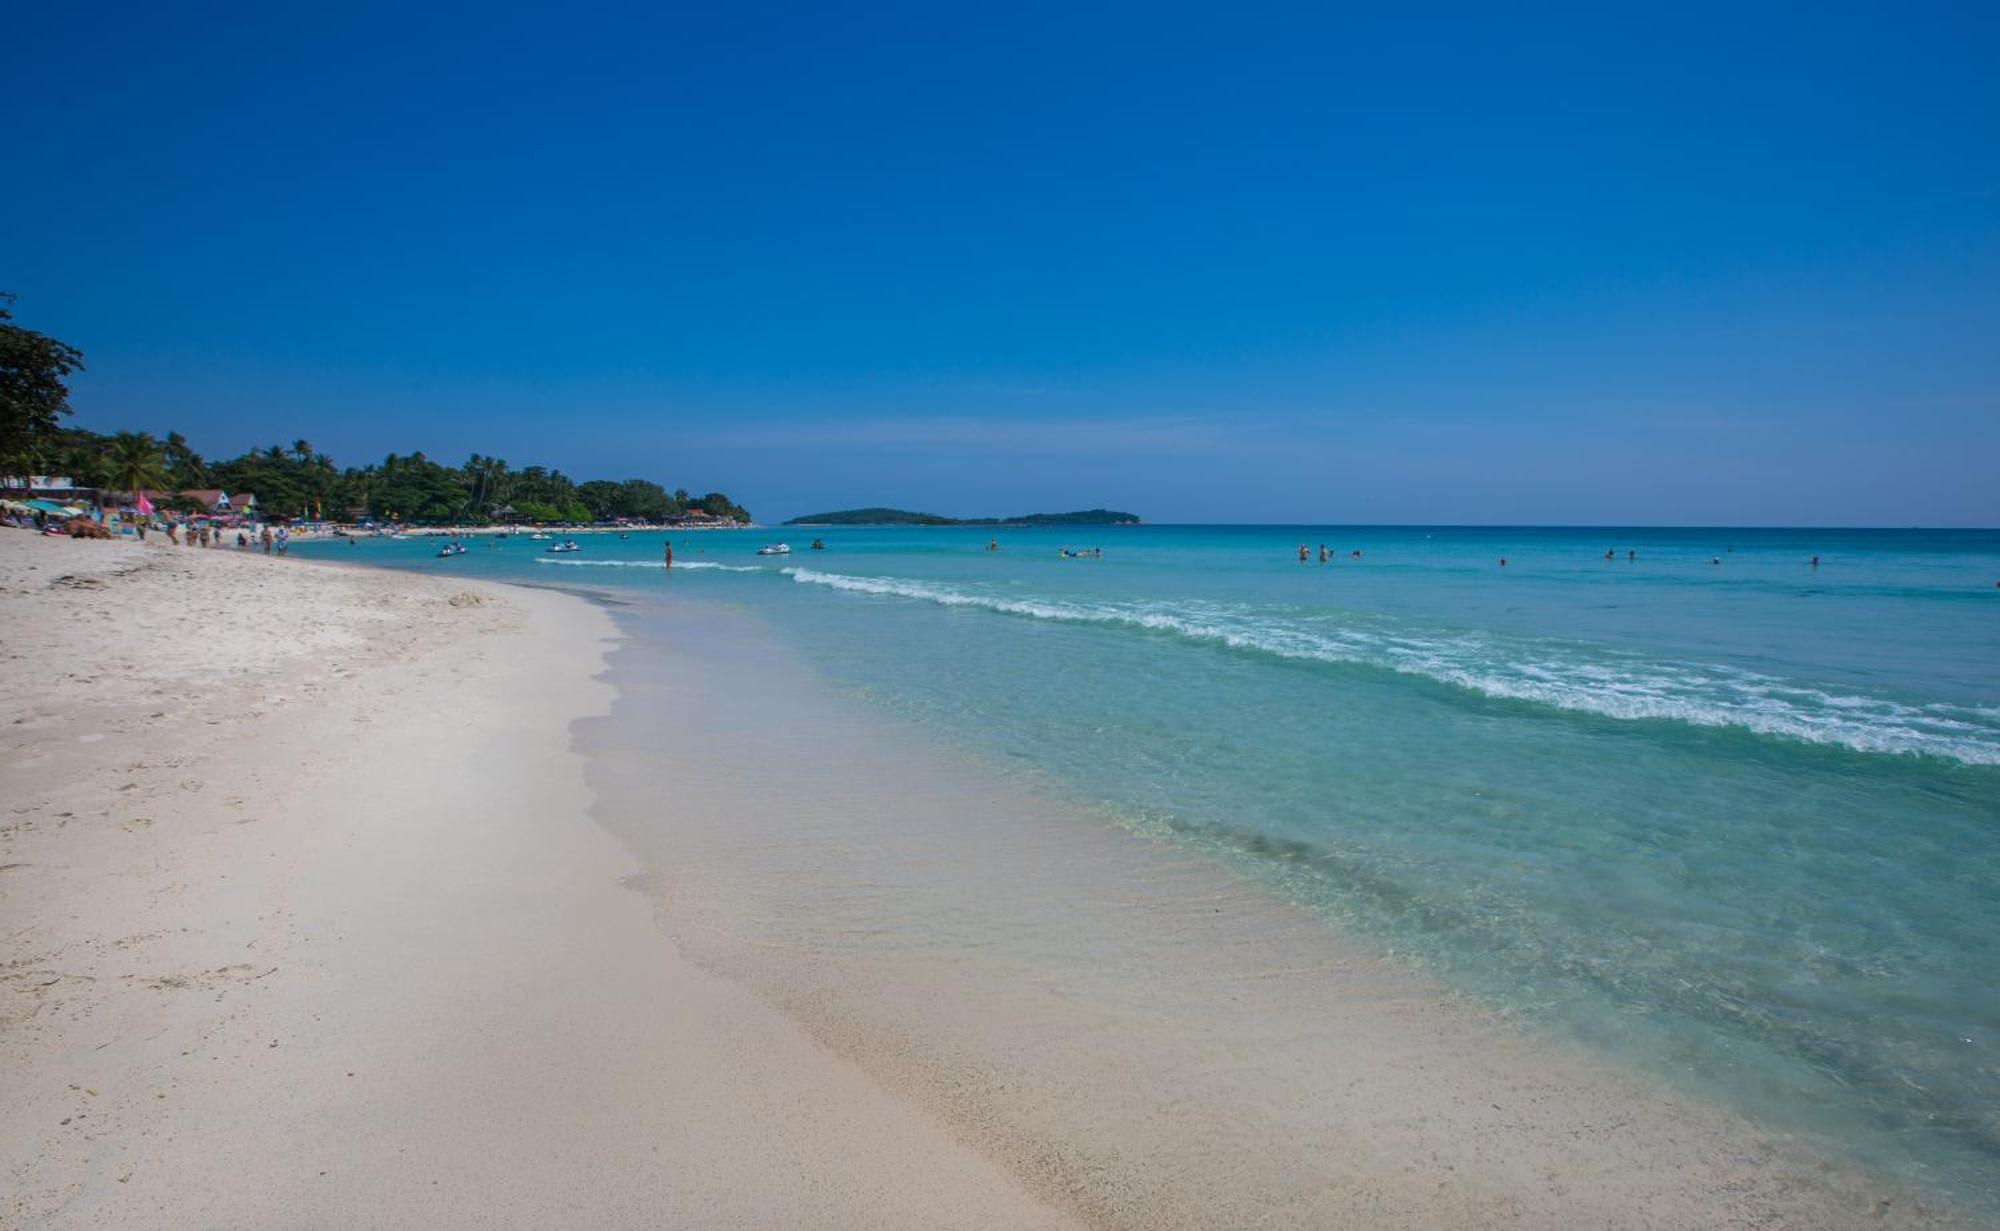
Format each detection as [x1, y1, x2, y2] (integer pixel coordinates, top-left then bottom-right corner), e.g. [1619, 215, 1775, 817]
[778, 568, 2000, 765]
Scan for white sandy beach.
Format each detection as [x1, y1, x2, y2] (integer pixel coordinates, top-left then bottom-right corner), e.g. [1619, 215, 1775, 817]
[0, 533, 1073, 1228]
[0, 532, 1970, 1228]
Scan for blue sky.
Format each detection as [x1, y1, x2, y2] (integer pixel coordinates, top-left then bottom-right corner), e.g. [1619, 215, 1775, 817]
[7, 2, 1997, 524]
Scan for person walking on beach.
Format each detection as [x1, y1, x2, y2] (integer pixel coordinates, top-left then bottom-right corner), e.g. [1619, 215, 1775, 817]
[276, 526, 290, 556]
[663, 540, 673, 570]
[260, 526, 273, 554]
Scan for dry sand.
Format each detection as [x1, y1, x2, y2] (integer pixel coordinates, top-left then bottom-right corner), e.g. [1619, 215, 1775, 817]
[0, 532, 1073, 1228]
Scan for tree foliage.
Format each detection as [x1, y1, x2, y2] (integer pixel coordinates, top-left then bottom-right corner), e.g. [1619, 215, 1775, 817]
[104, 431, 167, 499]
[29, 421, 750, 525]
[0, 295, 86, 471]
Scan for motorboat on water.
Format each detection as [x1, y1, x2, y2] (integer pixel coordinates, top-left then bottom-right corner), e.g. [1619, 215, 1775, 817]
[546, 539, 581, 554]
[756, 543, 791, 556]
[437, 543, 467, 558]
[529, 532, 552, 540]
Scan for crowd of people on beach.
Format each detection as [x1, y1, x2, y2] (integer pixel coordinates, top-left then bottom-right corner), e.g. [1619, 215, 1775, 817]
[2, 506, 290, 555]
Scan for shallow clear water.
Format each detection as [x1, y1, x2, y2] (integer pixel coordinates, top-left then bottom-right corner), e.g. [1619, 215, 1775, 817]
[310, 524, 2000, 1208]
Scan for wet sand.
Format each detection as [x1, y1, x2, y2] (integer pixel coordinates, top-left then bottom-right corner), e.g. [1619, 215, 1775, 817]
[581, 593, 1970, 1229]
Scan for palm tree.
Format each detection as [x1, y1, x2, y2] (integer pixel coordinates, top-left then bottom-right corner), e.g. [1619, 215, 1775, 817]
[105, 432, 167, 506]
[164, 430, 208, 488]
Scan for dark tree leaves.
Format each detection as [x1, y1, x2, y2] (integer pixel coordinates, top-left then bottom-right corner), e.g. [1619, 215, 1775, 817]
[0, 295, 86, 470]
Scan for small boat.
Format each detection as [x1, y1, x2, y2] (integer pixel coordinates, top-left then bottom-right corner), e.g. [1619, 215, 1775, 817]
[437, 543, 467, 558]
[546, 540, 581, 554]
[756, 543, 792, 556]
[529, 532, 552, 541]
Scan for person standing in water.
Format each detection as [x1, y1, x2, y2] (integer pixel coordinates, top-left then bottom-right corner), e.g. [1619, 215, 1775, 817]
[664, 540, 674, 570]
[1298, 544, 1309, 563]
[988, 538, 998, 552]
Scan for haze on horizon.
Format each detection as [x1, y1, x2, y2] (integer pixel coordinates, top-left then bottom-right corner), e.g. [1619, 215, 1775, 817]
[7, 3, 1997, 527]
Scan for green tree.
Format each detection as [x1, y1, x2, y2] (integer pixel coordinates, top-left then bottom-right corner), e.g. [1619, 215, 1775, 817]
[164, 431, 209, 489]
[0, 295, 86, 471]
[462, 454, 513, 521]
[105, 431, 167, 501]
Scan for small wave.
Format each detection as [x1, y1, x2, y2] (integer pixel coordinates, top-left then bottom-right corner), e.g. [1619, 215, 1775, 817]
[779, 568, 2000, 766]
[533, 558, 764, 572]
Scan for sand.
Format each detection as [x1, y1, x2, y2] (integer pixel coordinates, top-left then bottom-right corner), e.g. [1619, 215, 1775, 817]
[0, 533, 1073, 1228]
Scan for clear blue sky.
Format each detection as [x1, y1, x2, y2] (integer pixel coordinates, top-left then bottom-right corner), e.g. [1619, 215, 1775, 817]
[8, 2, 1997, 525]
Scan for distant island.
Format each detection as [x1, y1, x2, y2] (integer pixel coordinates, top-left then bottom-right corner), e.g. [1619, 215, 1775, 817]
[784, 507, 1142, 527]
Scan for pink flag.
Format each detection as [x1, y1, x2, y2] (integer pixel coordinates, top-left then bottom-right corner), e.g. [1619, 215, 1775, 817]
[136, 491, 155, 515]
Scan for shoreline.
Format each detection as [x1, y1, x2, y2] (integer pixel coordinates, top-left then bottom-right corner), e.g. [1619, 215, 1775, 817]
[579, 590, 1972, 1228]
[2, 532, 1973, 1226]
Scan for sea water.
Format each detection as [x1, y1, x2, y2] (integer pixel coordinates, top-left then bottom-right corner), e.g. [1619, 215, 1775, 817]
[313, 524, 2000, 1209]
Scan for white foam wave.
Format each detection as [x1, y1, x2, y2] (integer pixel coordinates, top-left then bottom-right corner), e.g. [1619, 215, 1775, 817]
[533, 558, 763, 572]
[779, 568, 2000, 766]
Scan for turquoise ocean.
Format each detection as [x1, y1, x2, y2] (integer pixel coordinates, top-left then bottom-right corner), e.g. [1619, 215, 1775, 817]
[311, 524, 2000, 1209]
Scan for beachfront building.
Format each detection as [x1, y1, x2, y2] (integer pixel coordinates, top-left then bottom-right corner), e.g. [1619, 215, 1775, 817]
[175, 489, 257, 515]
[1, 475, 98, 503]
